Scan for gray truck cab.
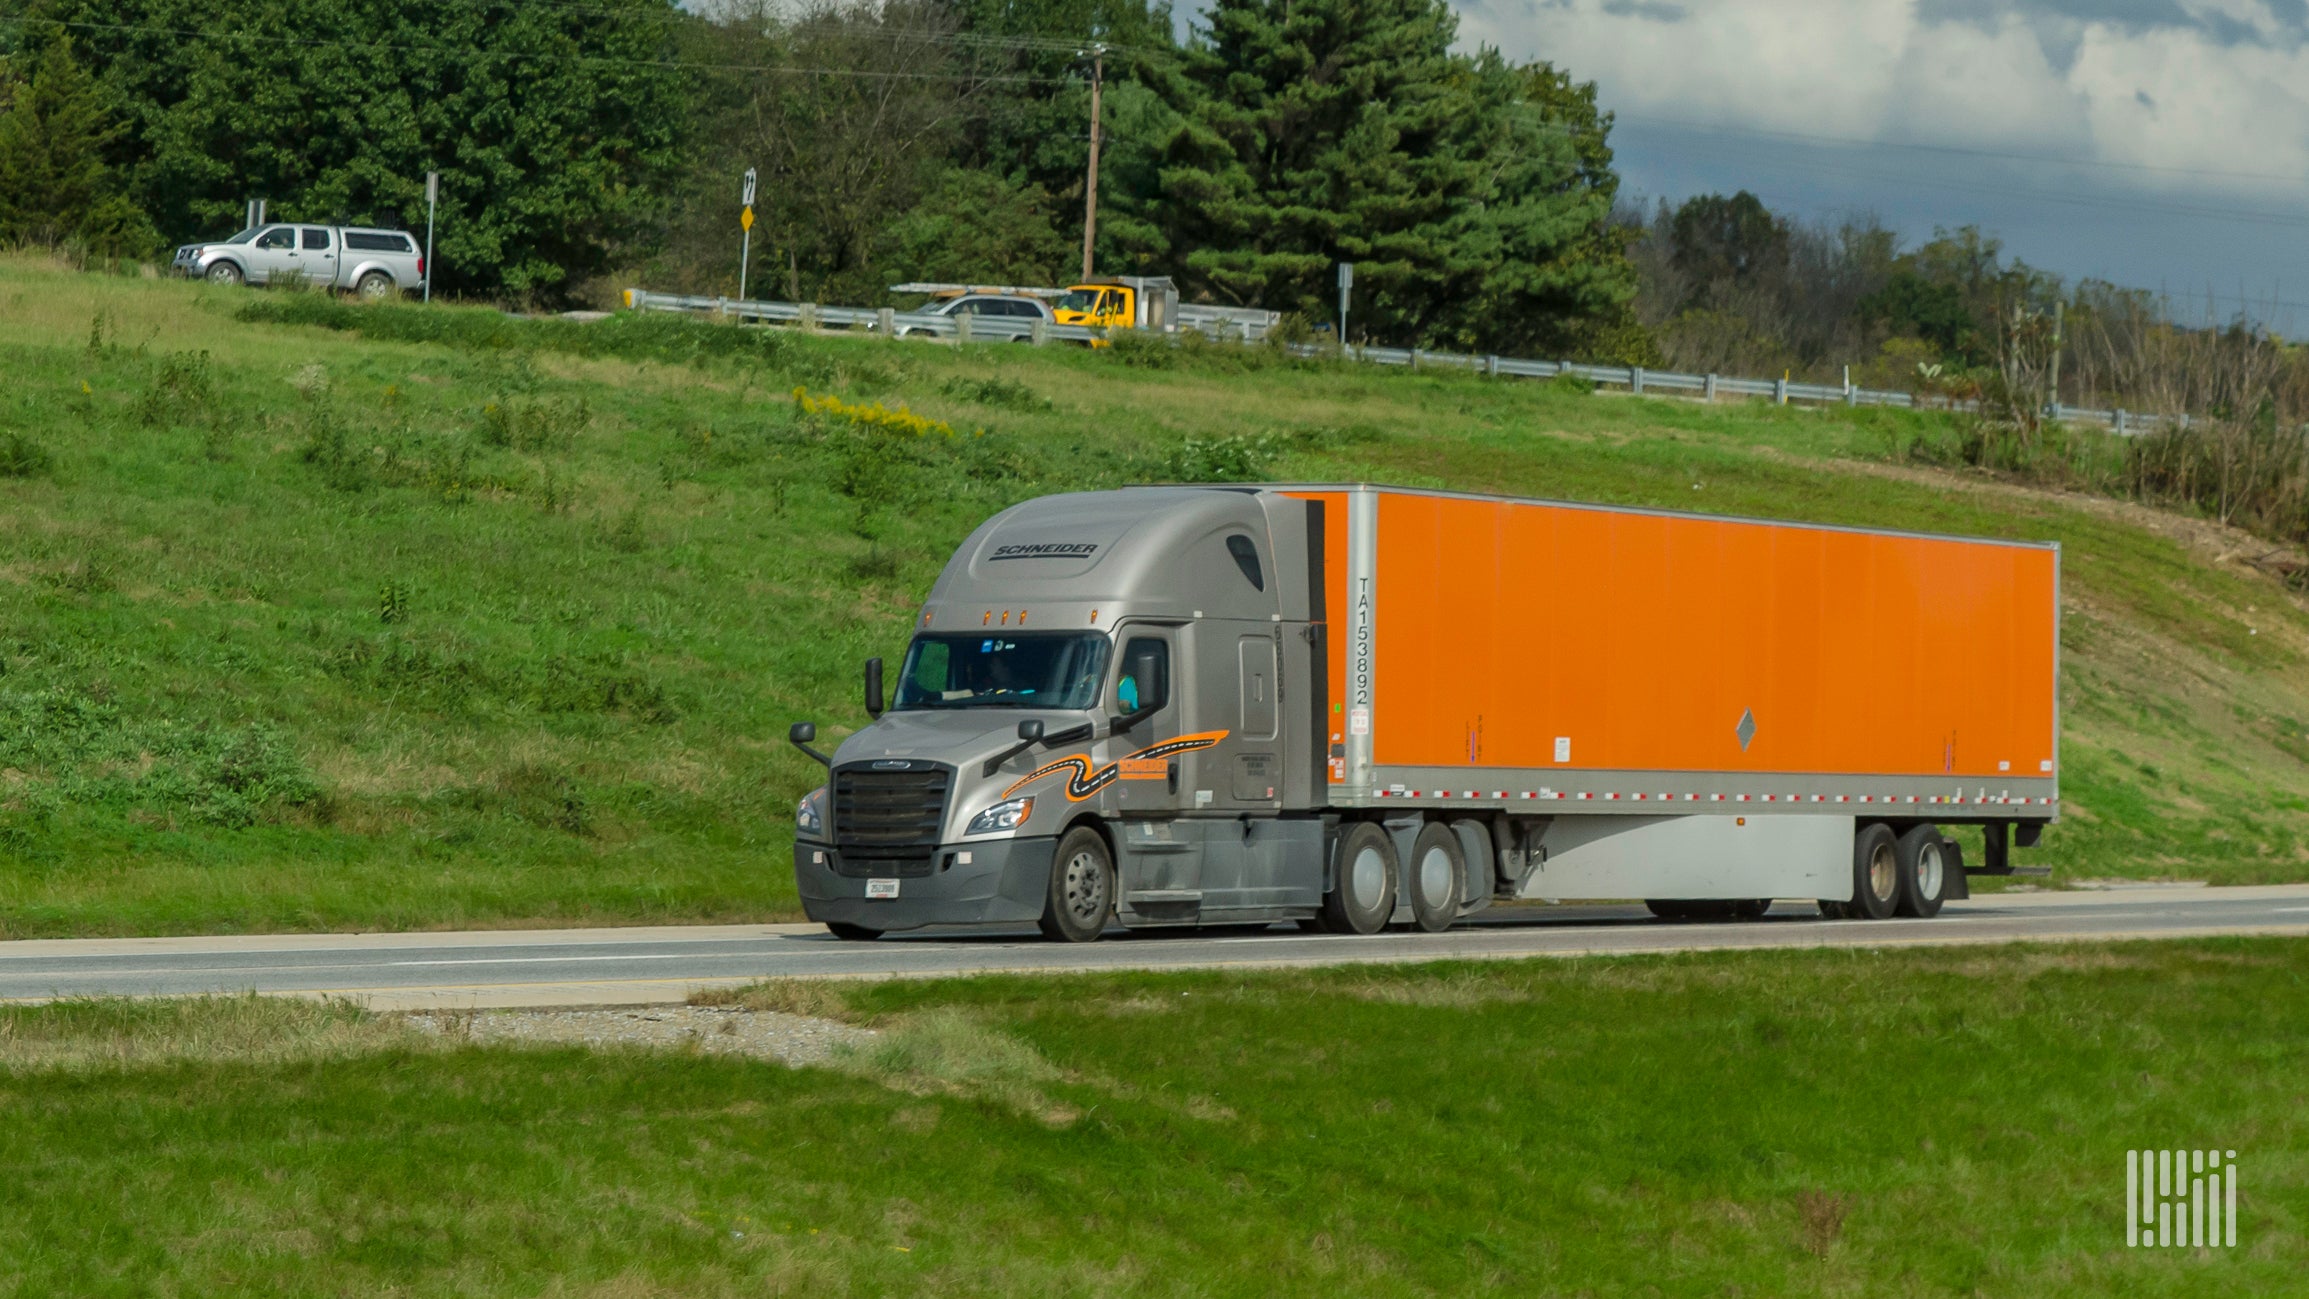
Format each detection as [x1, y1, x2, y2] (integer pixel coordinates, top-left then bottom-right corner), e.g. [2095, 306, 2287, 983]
[791, 487, 1326, 940]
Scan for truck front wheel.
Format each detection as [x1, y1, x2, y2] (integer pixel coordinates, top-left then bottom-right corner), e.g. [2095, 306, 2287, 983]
[204, 261, 244, 286]
[1321, 822, 1398, 935]
[1039, 826, 1114, 943]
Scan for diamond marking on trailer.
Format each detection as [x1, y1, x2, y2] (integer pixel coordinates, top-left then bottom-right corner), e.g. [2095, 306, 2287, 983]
[1735, 708, 1758, 751]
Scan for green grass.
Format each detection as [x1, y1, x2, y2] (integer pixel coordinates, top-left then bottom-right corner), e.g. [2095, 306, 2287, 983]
[3, 254, 2309, 935]
[0, 942, 2302, 1294]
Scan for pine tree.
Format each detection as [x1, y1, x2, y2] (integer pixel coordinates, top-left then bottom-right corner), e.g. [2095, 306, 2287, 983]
[0, 39, 155, 255]
[1152, 0, 1634, 353]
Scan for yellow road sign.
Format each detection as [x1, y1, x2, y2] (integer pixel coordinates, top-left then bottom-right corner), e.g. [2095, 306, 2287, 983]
[740, 206, 754, 231]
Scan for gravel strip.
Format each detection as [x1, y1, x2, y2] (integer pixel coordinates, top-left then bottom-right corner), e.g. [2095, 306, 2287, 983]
[407, 1005, 876, 1067]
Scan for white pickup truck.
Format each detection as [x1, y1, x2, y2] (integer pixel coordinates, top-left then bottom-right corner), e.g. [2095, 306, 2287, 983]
[172, 223, 426, 300]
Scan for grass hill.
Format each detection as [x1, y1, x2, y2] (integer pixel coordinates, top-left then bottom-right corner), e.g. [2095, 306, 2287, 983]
[1, 254, 2305, 937]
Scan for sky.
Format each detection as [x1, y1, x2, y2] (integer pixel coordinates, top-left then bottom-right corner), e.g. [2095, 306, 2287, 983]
[1442, 0, 2309, 333]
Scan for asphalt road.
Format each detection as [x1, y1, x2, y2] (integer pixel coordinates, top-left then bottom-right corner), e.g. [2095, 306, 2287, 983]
[5, 884, 2306, 1010]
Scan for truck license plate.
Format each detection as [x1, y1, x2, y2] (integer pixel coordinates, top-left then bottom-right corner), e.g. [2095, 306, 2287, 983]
[866, 879, 900, 899]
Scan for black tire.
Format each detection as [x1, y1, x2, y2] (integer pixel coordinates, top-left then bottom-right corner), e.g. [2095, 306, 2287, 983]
[1406, 822, 1463, 933]
[1039, 825, 1115, 943]
[204, 261, 244, 286]
[1320, 822, 1398, 935]
[1894, 825, 1949, 918]
[826, 921, 883, 941]
[355, 271, 395, 302]
[1849, 822, 1901, 920]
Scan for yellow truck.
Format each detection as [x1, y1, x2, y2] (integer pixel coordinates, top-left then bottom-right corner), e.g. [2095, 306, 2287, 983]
[1054, 276, 1280, 340]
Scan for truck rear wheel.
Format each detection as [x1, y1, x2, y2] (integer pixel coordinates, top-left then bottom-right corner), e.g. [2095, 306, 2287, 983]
[1321, 822, 1397, 935]
[1894, 825, 1949, 918]
[355, 271, 395, 302]
[1849, 823, 1901, 920]
[1407, 822, 1463, 932]
[1039, 825, 1114, 943]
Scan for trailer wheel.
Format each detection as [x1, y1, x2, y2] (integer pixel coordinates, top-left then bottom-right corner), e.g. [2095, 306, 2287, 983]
[1407, 822, 1463, 932]
[825, 922, 883, 941]
[1894, 825, 1949, 918]
[1321, 822, 1397, 935]
[1039, 825, 1115, 943]
[1849, 823, 1901, 920]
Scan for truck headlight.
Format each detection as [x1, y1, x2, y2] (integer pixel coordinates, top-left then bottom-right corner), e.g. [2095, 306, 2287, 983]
[964, 797, 1033, 836]
[795, 786, 827, 837]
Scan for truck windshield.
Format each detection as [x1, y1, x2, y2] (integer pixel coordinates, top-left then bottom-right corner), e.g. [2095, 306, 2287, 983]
[894, 633, 1110, 710]
[223, 228, 260, 244]
[1056, 288, 1105, 314]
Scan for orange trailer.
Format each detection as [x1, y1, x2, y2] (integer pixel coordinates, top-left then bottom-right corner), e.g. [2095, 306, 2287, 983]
[1280, 484, 2057, 918]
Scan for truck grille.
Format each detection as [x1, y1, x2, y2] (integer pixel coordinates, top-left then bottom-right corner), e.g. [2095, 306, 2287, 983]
[831, 763, 950, 878]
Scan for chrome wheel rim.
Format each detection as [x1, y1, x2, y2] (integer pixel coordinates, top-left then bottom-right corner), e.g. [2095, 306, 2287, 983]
[1419, 845, 1454, 911]
[1916, 842, 1943, 899]
[1869, 841, 1898, 902]
[359, 277, 389, 300]
[1350, 845, 1386, 912]
[1062, 849, 1106, 924]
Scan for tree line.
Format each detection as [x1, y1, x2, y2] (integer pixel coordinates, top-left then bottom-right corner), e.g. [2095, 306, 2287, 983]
[0, 0, 1638, 356]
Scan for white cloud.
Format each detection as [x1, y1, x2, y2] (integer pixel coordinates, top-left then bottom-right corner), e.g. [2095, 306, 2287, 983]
[1459, 0, 2309, 199]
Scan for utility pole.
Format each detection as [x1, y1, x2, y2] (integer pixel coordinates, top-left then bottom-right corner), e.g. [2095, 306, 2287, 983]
[2048, 298, 2064, 412]
[738, 167, 758, 302]
[1336, 261, 1353, 346]
[1079, 43, 1106, 282]
[422, 173, 437, 304]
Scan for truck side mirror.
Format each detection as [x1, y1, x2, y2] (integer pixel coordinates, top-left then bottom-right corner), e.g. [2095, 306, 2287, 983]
[1129, 647, 1167, 713]
[1016, 719, 1045, 742]
[1111, 640, 1170, 731]
[863, 657, 884, 718]
[788, 721, 830, 768]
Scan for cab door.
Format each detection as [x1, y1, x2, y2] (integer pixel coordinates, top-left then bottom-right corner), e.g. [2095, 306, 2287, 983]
[1109, 629, 1184, 817]
[1106, 628, 1202, 911]
[248, 226, 299, 283]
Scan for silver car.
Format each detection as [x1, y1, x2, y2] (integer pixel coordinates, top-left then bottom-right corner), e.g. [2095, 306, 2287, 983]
[172, 224, 427, 300]
[894, 293, 1054, 338]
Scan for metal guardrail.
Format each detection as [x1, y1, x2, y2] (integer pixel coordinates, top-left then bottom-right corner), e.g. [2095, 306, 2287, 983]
[622, 289, 2196, 436]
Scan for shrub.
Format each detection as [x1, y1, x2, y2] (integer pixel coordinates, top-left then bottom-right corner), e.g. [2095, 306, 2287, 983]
[0, 430, 55, 478]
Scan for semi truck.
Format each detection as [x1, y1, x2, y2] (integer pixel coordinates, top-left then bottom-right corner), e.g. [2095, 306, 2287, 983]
[790, 485, 2058, 941]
